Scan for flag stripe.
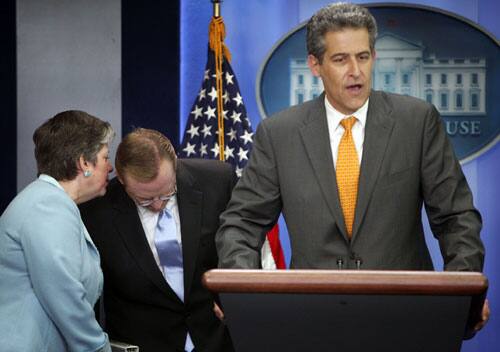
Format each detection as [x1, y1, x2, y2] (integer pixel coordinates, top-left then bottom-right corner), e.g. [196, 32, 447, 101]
[266, 224, 286, 269]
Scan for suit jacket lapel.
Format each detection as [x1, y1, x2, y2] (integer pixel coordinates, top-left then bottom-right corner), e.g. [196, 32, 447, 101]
[352, 91, 395, 241]
[299, 94, 349, 241]
[109, 181, 177, 298]
[176, 161, 203, 299]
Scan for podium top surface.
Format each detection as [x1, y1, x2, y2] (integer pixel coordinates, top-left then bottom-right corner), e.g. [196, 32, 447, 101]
[203, 269, 488, 295]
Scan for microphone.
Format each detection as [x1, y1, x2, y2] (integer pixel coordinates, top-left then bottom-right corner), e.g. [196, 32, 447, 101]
[336, 258, 344, 270]
[355, 258, 363, 270]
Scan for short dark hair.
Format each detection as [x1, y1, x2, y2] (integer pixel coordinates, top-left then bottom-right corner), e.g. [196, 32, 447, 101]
[115, 128, 177, 183]
[306, 2, 378, 62]
[33, 110, 114, 181]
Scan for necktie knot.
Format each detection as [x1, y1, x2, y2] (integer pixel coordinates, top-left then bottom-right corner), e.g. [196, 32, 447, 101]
[340, 116, 356, 132]
[157, 208, 173, 230]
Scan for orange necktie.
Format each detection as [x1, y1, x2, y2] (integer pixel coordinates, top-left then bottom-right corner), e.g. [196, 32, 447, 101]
[336, 116, 360, 238]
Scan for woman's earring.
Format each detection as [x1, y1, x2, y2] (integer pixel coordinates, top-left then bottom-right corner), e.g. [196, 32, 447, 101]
[84, 170, 92, 177]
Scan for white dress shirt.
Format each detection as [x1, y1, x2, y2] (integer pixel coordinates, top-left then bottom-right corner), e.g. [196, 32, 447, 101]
[324, 97, 369, 168]
[136, 196, 195, 351]
[136, 196, 182, 275]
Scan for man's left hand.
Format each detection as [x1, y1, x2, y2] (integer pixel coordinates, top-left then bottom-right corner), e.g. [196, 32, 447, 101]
[474, 299, 490, 332]
[213, 302, 225, 321]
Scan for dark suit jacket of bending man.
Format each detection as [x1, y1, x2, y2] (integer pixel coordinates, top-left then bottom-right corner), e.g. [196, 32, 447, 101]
[80, 159, 235, 352]
[216, 91, 484, 271]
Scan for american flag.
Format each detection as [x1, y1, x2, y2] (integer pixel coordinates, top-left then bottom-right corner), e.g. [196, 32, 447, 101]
[179, 49, 252, 177]
[179, 27, 285, 269]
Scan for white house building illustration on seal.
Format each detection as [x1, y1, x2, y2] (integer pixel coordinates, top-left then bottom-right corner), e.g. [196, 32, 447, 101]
[289, 33, 486, 116]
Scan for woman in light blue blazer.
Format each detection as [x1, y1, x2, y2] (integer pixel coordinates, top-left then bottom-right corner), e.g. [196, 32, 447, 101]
[0, 111, 114, 352]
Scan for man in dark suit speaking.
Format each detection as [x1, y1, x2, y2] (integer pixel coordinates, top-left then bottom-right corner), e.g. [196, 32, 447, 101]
[215, 2, 488, 330]
[81, 128, 234, 352]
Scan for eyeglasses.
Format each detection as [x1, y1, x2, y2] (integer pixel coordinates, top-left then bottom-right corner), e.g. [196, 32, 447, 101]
[136, 185, 177, 207]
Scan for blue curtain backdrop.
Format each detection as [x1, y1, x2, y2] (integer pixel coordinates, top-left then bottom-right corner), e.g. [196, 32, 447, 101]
[181, 0, 499, 351]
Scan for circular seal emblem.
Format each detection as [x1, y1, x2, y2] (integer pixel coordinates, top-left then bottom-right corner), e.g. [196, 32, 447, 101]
[256, 4, 499, 163]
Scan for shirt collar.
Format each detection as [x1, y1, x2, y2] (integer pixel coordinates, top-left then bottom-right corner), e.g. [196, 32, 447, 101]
[38, 174, 65, 191]
[324, 96, 369, 129]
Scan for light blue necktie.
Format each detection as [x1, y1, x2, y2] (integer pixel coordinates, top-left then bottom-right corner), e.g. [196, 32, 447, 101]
[154, 206, 194, 352]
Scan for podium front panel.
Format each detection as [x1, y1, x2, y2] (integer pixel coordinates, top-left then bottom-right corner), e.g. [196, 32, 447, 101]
[220, 293, 470, 352]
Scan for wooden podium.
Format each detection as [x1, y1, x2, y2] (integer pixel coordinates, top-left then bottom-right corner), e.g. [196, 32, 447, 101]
[203, 270, 487, 352]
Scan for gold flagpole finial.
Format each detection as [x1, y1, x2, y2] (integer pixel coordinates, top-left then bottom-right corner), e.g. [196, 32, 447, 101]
[211, 0, 222, 18]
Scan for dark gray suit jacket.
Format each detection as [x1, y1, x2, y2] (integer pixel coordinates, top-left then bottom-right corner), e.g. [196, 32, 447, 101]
[216, 91, 484, 271]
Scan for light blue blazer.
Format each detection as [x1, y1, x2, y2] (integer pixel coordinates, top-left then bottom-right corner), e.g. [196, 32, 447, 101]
[0, 175, 111, 352]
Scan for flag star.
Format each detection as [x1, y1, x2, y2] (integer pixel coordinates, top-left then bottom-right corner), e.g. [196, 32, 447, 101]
[226, 128, 237, 141]
[208, 86, 218, 101]
[235, 166, 243, 178]
[204, 106, 216, 120]
[237, 147, 249, 162]
[225, 71, 234, 85]
[224, 145, 235, 160]
[201, 124, 212, 138]
[182, 142, 196, 157]
[186, 124, 200, 139]
[230, 111, 242, 124]
[204, 69, 210, 81]
[222, 90, 230, 104]
[190, 105, 203, 120]
[240, 130, 253, 145]
[198, 88, 206, 101]
[211, 143, 220, 158]
[223, 109, 229, 120]
[233, 92, 243, 106]
[200, 143, 208, 157]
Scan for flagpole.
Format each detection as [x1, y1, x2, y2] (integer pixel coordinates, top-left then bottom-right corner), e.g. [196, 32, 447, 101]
[210, 0, 227, 161]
